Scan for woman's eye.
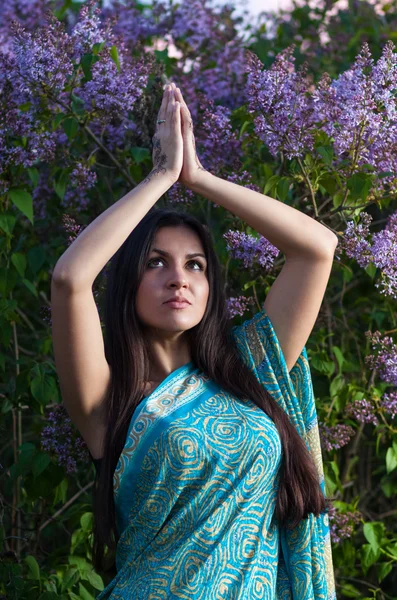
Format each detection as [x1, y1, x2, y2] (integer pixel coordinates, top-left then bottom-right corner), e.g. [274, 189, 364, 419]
[148, 258, 204, 271]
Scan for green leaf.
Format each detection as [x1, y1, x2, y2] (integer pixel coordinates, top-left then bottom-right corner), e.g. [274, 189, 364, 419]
[332, 192, 344, 209]
[27, 246, 46, 276]
[71, 93, 85, 116]
[53, 169, 70, 201]
[84, 569, 104, 591]
[30, 367, 59, 405]
[92, 41, 106, 55]
[276, 177, 291, 201]
[331, 346, 345, 371]
[130, 147, 151, 164]
[361, 543, 380, 573]
[377, 561, 393, 583]
[0, 213, 17, 235]
[340, 583, 362, 597]
[80, 512, 93, 533]
[0, 266, 18, 296]
[22, 278, 38, 298]
[8, 189, 34, 224]
[78, 582, 95, 600]
[61, 567, 80, 592]
[316, 145, 334, 166]
[347, 173, 373, 201]
[32, 452, 51, 479]
[319, 173, 338, 196]
[11, 253, 27, 278]
[24, 555, 41, 580]
[27, 167, 39, 188]
[80, 53, 100, 81]
[363, 522, 385, 552]
[62, 117, 79, 141]
[263, 175, 280, 195]
[386, 445, 397, 474]
[364, 262, 377, 280]
[52, 112, 67, 130]
[110, 45, 121, 73]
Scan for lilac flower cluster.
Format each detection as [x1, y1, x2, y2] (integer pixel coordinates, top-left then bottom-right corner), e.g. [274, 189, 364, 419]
[70, 162, 97, 190]
[245, 46, 315, 160]
[61, 213, 85, 246]
[319, 422, 355, 452]
[327, 504, 362, 544]
[167, 181, 196, 205]
[365, 328, 397, 386]
[223, 229, 280, 270]
[10, 12, 75, 96]
[226, 295, 256, 319]
[380, 391, 397, 419]
[245, 41, 397, 195]
[170, 0, 214, 52]
[345, 398, 379, 426]
[0, 0, 153, 189]
[194, 93, 244, 176]
[371, 212, 397, 300]
[337, 211, 397, 300]
[41, 403, 89, 474]
[0, 0, 57, 55]
[338, 212, 373, 268]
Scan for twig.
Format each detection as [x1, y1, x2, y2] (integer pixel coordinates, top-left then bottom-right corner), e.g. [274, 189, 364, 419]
[39, 481, 94, 533]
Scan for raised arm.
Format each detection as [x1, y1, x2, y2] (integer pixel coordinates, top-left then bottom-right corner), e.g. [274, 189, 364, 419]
[52, 84, 183, 289]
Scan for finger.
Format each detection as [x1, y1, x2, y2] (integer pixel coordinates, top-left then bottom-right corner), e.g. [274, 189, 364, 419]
[167, 88, 175, 120]
[158, 85, 171, 121]
[175, 87, 190, 113]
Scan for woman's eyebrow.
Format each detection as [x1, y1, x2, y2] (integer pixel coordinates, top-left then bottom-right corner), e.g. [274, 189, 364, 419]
[151, 248, 207, 260]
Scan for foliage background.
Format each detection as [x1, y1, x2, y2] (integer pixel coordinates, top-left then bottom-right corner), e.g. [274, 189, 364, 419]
[1, 0, 397, 597]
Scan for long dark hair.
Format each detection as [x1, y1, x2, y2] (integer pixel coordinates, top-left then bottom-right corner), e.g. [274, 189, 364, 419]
[91, 206, 329, 573]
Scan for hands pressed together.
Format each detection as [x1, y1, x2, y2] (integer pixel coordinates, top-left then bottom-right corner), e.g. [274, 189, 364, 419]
[151, 82, 207, 186]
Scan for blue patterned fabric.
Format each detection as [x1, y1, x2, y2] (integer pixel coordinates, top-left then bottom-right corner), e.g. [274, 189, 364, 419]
[94, 308, 336, 599]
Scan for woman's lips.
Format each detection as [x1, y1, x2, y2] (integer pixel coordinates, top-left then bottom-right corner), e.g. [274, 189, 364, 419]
[165, 301, 190, 309]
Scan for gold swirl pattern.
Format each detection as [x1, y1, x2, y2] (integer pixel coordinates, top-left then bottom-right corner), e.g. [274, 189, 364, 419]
[96, 308, 336, 599]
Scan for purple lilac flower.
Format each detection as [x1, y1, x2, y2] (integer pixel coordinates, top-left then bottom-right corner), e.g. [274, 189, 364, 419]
[167, 182, 196, 205]
[338, 211, 397, 300]
[171, 0, 214, 52]
[345, 398, 379, 426]
[319, 422, 355, 452]
[10, 13, 75, 96]
[371, 212, 397, 300]
[245, 46, 315, 160]
[245, 41, 397, 196]
[223, 229, 280, 270]
[327, 504, 362, 544]
[70, 0, 116, 60]
[195, 93, 244, 176]
[102, 0, 161, 48]
[339, 212, 373, 268]
[70, 162, 97, 190]
[41, 404, 89, 474]
[0, 0, 55, 55]
[365, 329, 397, 386]
[226, 295, 256, 319]
[61, 213, 85, 246]
[380, 391, 397, 419]
[76, 48, 153, 124]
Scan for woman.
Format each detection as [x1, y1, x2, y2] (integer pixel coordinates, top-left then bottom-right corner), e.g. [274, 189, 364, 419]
[51, 82, 338, 598]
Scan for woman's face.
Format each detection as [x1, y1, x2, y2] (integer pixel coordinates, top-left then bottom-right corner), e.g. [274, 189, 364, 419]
[136, 225, 210, 336]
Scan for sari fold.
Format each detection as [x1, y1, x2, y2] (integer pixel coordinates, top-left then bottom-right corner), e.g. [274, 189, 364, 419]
[94, 307, 336, 599]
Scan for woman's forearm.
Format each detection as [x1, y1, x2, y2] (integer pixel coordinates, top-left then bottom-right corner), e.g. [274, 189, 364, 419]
[189, 171, 338, 259]
[52, 171, 175, 290]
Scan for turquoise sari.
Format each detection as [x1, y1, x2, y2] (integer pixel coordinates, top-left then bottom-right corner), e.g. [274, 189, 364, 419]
[93, 308, 336, 599]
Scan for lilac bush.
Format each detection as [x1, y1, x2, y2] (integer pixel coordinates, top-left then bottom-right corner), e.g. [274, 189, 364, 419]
[1, 0, 397, 597]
